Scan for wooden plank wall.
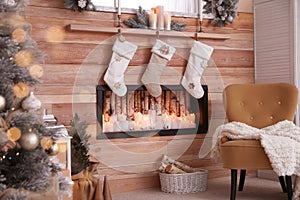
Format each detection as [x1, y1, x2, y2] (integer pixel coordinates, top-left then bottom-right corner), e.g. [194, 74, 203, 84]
[25, 0, 254, 193]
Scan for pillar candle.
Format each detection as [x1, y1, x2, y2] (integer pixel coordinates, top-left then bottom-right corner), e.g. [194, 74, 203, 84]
[164, 12, 171, 31]
[156, 5, 164, 30]
[117, 0, 121, 15]
[148, 8, 157, 30]
[199, 0, 203, 21]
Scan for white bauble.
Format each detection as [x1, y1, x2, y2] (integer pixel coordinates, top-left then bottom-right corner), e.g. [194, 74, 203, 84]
[0, 95, 5, 111]
[22, 92, 41, 112]
[19, 132, 39, 150]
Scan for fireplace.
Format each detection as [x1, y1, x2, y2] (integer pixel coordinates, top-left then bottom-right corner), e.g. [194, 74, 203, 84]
[96, 85, 208, 139]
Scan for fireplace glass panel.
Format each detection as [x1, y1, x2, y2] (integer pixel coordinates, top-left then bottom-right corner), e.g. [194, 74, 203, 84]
[96, 85, 208, 139]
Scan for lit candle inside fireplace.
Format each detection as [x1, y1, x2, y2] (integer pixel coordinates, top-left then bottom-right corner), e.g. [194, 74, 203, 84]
[188, 113, 196, 128]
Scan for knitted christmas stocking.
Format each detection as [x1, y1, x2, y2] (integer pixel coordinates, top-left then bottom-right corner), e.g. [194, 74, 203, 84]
[141, 39, 176, 97]
[104, 37, 137, 97]
[181, 41, 213, 99]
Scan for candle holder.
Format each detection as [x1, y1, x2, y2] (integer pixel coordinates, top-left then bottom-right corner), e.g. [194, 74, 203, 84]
[199, 20, 204, 33]
[117, 14, 122, 28]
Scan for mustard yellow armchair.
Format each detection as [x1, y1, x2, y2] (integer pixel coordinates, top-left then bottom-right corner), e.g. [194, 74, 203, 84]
[220, 83, 298, 200]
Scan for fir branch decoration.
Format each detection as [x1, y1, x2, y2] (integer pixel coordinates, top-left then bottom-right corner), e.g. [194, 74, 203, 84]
[203, 0, 239, 27]
[124, 6, 149, 29]
[0, 0, 29, 13]
[64, 0, 95, 12]
[68, 113, 90, 175]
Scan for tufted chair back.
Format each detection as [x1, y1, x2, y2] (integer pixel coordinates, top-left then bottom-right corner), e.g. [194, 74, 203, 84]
[223, 82, 298, 129]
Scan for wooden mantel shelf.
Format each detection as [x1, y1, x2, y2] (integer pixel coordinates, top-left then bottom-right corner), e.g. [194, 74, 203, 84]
[67, 24, 231, 40]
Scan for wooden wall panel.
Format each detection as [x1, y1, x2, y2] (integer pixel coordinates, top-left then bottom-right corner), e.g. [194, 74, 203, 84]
[25, 0, 254, 194]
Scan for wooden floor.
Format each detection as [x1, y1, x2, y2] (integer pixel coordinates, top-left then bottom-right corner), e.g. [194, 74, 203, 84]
[112, 176, 287, 200]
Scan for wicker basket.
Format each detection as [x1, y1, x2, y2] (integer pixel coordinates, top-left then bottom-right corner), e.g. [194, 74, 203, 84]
[159, 169, 208, 194]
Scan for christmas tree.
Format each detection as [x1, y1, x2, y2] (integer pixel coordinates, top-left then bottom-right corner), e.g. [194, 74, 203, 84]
[68, 113, 90, 175]
[0, 0, 67, 199]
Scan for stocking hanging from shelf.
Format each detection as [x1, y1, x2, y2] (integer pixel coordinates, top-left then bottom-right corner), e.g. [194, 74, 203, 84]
[104, 37, 137, 97]
[141, 39, 176, 97]
[181, 41, 213, 99]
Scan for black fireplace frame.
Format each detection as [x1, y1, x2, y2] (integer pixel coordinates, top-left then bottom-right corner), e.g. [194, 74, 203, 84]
[96, 85, 208, 139]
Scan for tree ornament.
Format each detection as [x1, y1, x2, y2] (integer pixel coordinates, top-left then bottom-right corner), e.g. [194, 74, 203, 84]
[13, 82, 30, 98]
[12, 28, 27, 43]
[7, 127, 21, 141]
[47, 142, 59, 156]
[29, 64, 44, 79]
[21, 91, 41, 112]
[0, 95, 6, 111]
[40, 136, 53, 150]
[227, 15, 234, 23]
[85, 1, 95, 11]
[78, 0, 87, 9]
[14, 50, 32, 67]
[18, 131, 39, 150]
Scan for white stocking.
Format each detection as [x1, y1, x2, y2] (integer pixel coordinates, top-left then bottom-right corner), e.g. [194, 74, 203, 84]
[104, 38, 137, 97]
[141, 39, 176, 97]
[181, 41, 213, 99]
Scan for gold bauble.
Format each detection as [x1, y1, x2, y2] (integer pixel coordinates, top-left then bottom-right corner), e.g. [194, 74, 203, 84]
[29, 64, 44, 79]
[0, 95, 5, 111]
[13, 82, 30, 98]
[40, 136, 53, 150]
[14, 50, 32, 67]
[12, 28, 27, 43]
[18, 132, 39, 150]
[7, 127, 21, 141]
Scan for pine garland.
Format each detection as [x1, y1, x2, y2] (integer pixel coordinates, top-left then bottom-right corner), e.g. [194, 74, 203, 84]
[64, 0, 95, 12]
[203, 0, 239, 27]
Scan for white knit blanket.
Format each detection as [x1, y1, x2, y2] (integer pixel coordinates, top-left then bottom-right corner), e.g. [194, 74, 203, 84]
[212, 120, 300, 200]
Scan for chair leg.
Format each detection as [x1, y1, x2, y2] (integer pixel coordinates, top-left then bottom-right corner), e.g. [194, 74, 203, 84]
[278, 176, 287, 193]
[238, 169, 246, 191]
[230, 169, 238, 200]
[286, 176, 293, 200]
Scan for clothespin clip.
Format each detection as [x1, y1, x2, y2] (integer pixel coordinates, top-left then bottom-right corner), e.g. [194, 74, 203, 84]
[118, 28, 125, 42]
[156, 30, 160, 39]
[195, 32, 198, 41]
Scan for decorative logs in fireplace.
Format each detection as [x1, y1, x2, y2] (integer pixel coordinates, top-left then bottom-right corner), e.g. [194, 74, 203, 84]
[96, 85, 208, 139]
